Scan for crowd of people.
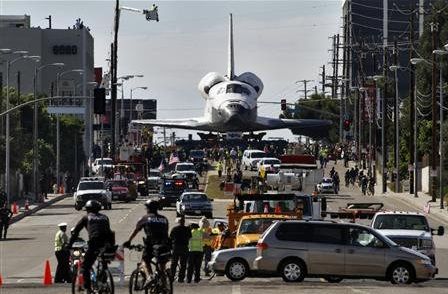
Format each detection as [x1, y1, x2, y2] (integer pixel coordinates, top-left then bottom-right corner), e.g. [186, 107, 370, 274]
[344, 166, 375, 196]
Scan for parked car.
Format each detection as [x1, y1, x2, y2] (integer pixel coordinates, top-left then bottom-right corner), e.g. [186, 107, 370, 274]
[242, 150, 266, 171]
[147, 169, 162, 191]
[254, 220, 436, 284]
[176, 192, 213, 218]
[371, 211, 444, 265]
[209, 247, 257, 281]
[73, 177, 112, 210]
[317, 177, 334, 194]
[91, 158, 114, 175]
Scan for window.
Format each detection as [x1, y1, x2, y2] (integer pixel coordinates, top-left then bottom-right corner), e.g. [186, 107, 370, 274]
[79, 182, 105, 190]
[184, 194, 207, 202]
[276, 223, 309, 242]
[226, 84, 250, 95]
[250, 152, 266, 159]
[311, 225, 344, 244]
[349, 227, 385, 248]
[372, 215, 429, 231]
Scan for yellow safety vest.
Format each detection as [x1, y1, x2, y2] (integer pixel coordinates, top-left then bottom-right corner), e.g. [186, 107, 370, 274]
[54, 230, 68, 252]
[189, 228, 204, 252]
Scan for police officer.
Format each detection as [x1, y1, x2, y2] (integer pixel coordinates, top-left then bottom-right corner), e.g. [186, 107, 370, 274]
[54, 223, 71, 283]
[169, 216, 191, 282]
[187, 223, 203, 283]
[69, 200, 113, 294]
[123, 199, 170, 287]
[0, 204, 13, 240]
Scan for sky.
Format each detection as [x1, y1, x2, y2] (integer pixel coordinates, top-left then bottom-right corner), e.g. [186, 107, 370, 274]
[0, 0, 343, 141]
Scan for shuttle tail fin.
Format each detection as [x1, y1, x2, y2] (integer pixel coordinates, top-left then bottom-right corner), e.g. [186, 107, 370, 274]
[228, 13, 235, 80]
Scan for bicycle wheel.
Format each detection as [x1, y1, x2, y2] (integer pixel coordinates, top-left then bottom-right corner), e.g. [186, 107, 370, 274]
[129, 269, 149, 294]
[71, 267, 84, 294]
[163, 269, 174, 294]
[97, 268, 114, 294]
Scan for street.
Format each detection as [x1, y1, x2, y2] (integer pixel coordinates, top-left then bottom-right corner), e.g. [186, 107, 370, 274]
[1, 161, 448, 293]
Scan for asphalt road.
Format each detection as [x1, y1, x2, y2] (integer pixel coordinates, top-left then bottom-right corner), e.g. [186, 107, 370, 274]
[1, 161, 448, 293]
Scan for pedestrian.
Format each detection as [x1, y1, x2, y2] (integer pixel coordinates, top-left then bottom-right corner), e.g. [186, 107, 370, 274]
[187, 223, 203, 283]
[217, 161, 223, 178]
[0, 204, 13, 240]
[199, 217, 212, 276]
[170, 217, 191, 283]
[0, 187, 7, 208]
[54, 222, 71, 283]
[213, 223, 232, 250]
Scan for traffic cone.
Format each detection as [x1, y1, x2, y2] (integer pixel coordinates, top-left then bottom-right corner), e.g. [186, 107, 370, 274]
[43, 260, 52, 286]
[11, 202, 18, 214]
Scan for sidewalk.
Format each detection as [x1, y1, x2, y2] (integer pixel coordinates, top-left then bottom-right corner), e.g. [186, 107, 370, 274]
[327, 159, 448, 225]
[9, 193, 69, 224]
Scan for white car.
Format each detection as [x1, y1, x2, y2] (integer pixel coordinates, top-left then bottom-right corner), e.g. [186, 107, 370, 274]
[371, 211, 444, 265]
[147, 169, 162, 191]
[73, 177, 112, 210]
[317, 177, 334, 194]
[91, 158, 114, 175]
[242, 150, 266, 171]
[257, 157, 281, 173]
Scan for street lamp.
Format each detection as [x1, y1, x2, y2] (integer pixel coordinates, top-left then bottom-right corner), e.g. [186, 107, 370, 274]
[117, 75, 143, 142]
[4, 53, 40, 202]
[130, 86, 148, 121]
[433, 48, 448, 209]
[33, 62, 65, 200]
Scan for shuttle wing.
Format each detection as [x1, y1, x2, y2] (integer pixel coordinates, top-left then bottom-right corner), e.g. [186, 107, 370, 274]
[255, 116, 332, 138]
[131, 117, 214, 131]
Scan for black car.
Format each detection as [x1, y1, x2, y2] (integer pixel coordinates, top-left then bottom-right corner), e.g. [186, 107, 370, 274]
[158, 178, 187, 208]
[176, 192, 213, 218]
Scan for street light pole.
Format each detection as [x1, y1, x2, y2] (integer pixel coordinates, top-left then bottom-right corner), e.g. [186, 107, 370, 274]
[130, 86, 148, 122]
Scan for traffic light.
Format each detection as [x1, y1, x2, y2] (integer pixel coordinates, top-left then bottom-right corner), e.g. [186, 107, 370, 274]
[343, 119, 351, 131]
[281, 99, 287, 111]
[94, 88, 106, 114]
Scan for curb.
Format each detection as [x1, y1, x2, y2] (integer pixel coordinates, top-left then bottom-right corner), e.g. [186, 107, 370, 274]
[9, 194, 69, 225]
[389, 195, 448, 226]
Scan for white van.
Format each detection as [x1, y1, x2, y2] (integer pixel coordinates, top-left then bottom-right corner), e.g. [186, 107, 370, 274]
[242, 150, 266, 171]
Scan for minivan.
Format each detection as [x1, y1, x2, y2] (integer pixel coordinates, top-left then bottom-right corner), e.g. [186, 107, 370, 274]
[242, 150, 266, 171]
[254, 220, 436, 284]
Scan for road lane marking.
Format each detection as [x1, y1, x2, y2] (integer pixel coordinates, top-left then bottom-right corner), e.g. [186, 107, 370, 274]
[232, 284, 241, 294]
[118, 205, 139, 223]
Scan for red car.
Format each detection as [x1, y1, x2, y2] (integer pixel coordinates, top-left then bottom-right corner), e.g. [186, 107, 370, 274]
[106, 180, 135, 202]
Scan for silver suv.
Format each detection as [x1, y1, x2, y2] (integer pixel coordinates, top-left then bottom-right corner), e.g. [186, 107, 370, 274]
[254, 221, 436, 284]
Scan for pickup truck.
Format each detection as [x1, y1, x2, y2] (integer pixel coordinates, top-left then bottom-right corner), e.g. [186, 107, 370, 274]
[371, 211, 444, 265]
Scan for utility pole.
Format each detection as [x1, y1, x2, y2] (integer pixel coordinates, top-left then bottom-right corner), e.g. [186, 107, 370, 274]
[111, 0, 120, 160]
[431, 20, 439, 202]
[382, 47, 388, 194]
[16, 71, 21, 106]
[296, 80, 313, 99]
[393, 40, 400, 192]
[409, 6, 415, 195]
[335, 34, 342, 142]
[320, 65, 325, 93]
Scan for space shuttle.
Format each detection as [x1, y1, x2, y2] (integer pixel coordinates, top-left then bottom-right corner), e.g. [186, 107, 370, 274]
[131, 14, 331, 138]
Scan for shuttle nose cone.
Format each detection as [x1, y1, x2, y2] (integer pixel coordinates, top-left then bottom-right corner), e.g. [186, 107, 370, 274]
[221, 103, 250, 124]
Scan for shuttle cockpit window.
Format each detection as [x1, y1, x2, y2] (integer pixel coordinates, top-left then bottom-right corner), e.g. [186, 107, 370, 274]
[226, 84, 250, 95]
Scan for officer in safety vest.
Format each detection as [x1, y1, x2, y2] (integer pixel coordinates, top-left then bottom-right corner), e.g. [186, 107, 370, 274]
[199, 217, 212, 276]
[186, 223, 203, 283]
[54, 222, 71, 283]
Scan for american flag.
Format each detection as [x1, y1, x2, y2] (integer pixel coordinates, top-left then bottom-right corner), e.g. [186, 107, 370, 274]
[168, 153, 180, 165]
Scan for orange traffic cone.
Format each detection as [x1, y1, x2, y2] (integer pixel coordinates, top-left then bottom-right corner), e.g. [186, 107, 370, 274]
[0, 273, 3, 287]
[11, 202, 18, 214]
[43, 260, 52, 286]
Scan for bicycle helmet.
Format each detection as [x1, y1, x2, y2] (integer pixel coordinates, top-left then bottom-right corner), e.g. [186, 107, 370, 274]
[85, 200, 102, 213]
[145, 199, 159, 213]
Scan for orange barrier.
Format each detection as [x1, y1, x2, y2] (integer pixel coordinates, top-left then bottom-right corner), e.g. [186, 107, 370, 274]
[43, 260, 52, 286]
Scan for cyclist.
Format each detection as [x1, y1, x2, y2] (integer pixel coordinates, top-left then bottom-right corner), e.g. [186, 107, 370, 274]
[123, 199, 170, 287]
[68, 200, 114, 294]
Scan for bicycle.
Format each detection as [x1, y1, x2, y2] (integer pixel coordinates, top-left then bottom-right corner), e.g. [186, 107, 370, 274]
[71, 240, 116, 294]
[127, 244, 173, 294]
